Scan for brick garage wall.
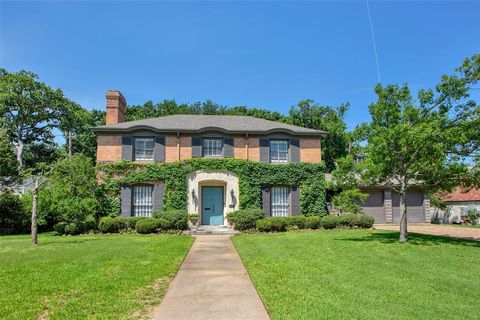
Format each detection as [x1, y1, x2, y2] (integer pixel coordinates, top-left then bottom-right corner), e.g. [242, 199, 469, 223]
[234, 136, 247, 159]
[247, 137, 260, 161]
[300, 138, 322, 163]
[97, 134, 122, 162]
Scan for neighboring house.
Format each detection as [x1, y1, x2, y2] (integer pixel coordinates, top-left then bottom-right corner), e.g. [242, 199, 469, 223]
[92, 91, 325, 225]
[434, 188, 480, 223]
[0, 177, 34, 196]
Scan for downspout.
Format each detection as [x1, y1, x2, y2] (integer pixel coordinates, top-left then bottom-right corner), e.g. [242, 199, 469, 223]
[177, 131, 180, 161]
[245, 133, 249, 160]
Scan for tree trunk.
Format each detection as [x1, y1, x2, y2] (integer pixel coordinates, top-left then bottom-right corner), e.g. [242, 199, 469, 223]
[68, 132, 72, 159]
[399, 183, 408, 243]
[31, 182, 39, 246]
[15, 140, 24, 170]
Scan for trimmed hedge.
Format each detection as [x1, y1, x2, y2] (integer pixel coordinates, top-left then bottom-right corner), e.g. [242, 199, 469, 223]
[305, 216, 322, 229]
[321, 215, 340, 229]
[154, 210, 189, 230]
[357, 214, 375, 228]
[64, 222, 82, 235]
[234, 209, 265, 231]
[98, 216, 119, 233]
[125, 217, 146, 229]
[135, 218, 171, 234]
[284, 216, 307, 229]
[256, 217, 286, 232]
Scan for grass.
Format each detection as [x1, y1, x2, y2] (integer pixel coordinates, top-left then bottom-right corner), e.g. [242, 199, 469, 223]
[232, 230, 480, 320]
[0, 233, 193, 320]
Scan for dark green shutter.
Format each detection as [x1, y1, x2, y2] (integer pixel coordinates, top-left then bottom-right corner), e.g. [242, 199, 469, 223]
[153, 183, 164, 212]
[122, 137, 133, 161]
[262, 186, 271, 216]
[259, 139, 270, 163]
[120, 185, 132, 217]
[290, 139, 300, 163]
[223, 138, 234, 158]
[154, 136, 165, 162]
[290, 186, 300, 216]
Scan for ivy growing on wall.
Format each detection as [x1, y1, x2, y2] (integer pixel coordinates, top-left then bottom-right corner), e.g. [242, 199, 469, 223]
[98, 159, 326, 215]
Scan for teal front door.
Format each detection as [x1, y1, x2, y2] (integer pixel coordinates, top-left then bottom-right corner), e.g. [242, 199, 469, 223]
[202, 186, 224, 225]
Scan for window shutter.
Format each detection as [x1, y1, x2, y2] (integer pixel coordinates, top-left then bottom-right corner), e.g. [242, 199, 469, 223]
[290, 186, 300, 216]
[154, 136, 165, 162]
[120, 185, 132, 217]
[223, 138, 234, 158]
[262, 186, 271, 216]
[259, 139, 270, 163]
[290, 139, 300, 163]
[153, 183, 164, 212]
[122, 136, 133, 161]
[192, 137, 202, 158]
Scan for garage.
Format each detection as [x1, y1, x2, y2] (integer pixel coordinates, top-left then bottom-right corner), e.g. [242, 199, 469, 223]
[392, 191, 425, 223]
[359, 189, 386, 224]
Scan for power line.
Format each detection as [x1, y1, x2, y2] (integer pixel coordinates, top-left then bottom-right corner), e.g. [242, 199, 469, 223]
[366, 0, 382, 83]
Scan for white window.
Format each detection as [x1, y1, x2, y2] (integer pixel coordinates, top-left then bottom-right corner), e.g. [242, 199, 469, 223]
[270, 140, 288, 163]
[133, 185, 153, 217]
[203, 138, 223, 157]
[134, 138, 155, 161]
[271, 186, 289, 217]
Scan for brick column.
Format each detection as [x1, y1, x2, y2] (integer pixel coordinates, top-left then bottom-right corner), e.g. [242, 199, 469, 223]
[384, 190, 393, 223]
[423, 193, 432, 223]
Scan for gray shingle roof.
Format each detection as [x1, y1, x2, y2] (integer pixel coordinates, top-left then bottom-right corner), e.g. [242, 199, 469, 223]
[92, 115, 326, 136]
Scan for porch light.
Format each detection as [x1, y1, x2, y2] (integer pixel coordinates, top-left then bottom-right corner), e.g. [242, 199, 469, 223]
[230, 189, 235, 201]
[191, 189, 196, 200]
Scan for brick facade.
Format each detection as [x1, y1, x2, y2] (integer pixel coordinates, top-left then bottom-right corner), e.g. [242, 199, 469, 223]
[234, 137, 247, 159]
[300, 138, 322, 163]
[96, 134, 122, 162]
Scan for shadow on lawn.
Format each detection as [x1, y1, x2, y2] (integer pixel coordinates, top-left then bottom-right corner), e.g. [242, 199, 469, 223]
[338, 231, 480, 247]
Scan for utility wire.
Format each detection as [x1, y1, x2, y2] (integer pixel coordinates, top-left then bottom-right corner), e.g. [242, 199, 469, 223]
[366, 0, 382, 83]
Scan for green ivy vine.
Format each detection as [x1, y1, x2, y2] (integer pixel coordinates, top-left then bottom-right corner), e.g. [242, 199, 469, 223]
[98, 158, 326, 215]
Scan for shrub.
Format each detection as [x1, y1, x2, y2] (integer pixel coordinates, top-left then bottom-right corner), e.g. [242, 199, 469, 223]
[64, 222, 82, 235]
[338, 214, 356, 228]
[135, 218, 171, 234]
[233, 209, 265, 231]
[226, 211, 237, 222]
[0, 190, 30, 235]
[332, 188, 368, 215]
[305, 216, 322, 229]
[53, 222, 67, 235]
[356, 214, 375, 228]
[154, 210, 188, 230]
[98, 216, 119, 233]
[114, 216, 127, 231]
[124, 217, 146, 229]
[321, 215, 340, 229]
[284, 216, 307, 229]
[256, 217, 286, 232]
[84, 215, 97, 232]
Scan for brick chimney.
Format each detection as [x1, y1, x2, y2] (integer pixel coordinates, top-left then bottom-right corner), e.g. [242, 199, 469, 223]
[105, 90, 126, 125]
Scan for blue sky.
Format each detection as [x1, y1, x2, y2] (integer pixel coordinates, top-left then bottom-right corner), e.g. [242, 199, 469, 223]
[1, 1, 479, 131]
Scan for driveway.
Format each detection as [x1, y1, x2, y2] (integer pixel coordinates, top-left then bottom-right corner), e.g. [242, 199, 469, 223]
[375, 224, 480, 241]
[152, 235, 270, 320]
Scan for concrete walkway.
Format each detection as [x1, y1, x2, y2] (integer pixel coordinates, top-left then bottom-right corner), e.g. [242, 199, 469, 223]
[152, 235, 270, 320]
[375, 224, 480, 241]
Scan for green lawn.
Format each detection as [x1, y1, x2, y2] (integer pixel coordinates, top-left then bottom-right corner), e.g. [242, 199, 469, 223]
[232, 230, 480, 320]
[0, 233, 193, 320]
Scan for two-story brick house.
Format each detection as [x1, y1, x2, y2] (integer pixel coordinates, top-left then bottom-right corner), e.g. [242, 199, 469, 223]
[92, 91, 326, 226]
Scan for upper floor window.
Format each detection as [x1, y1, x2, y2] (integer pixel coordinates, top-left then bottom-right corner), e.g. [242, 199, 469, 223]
[270, 140, 288, 163]
[203, 138, 223, 157]
[133, 185, 153, 217]
[134, 137, 154, 161]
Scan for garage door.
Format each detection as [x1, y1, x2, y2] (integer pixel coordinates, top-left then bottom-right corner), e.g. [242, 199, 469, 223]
[360, 190, 385, 224]
[392, 191, 424, 223]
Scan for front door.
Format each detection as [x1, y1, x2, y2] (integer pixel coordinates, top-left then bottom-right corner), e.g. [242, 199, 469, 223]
[202, 186, 224, 225]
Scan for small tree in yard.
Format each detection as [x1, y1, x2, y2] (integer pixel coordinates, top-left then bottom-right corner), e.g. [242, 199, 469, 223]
[358, 55, 480, 242]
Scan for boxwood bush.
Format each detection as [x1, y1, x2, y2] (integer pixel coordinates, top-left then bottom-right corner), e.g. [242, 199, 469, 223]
[357, 214, 375, 228]
[64, 222, 82, 235]
[135, 218, 171, 234]
[321, 215, 340, 229]
[98, 216, 119, 233]
[154, 210, 189, 230]
[256, 217, 286, 232]
[124, 217, 146, 229]
[338, 214, 356, 228]
[305, 216, 322, 229]
[233, 209, 265, 231]
[284, 216, 307, 229]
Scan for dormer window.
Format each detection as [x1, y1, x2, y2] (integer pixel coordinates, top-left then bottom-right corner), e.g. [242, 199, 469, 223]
[134, 137, 154, 161]
[203, 138, 223, 157]
[270, 140, 288, 163]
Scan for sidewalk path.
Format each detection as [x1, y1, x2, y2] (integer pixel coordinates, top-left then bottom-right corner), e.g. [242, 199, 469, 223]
[375, 224, 480, 241]
[152, 235, 270, 320]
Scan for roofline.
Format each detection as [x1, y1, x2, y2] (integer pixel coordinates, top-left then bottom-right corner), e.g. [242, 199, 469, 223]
[90, 125, 327, 137]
